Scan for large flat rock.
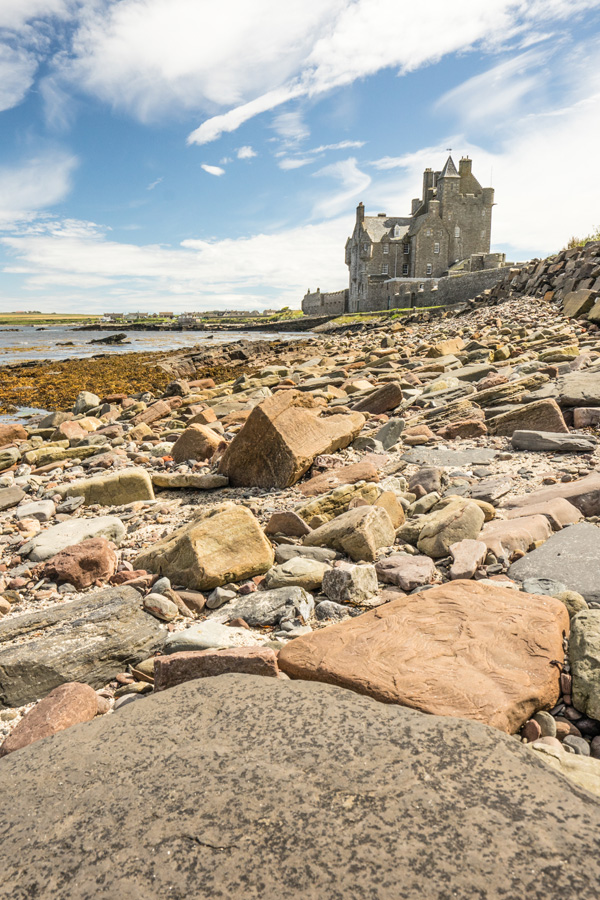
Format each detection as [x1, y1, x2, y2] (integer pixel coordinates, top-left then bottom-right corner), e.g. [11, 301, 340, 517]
[402, 447, 497, 467]
[508, 523, 600, 602]
[557, 370, 600, 407]
[0, 587, 165, 707]
[278, 580, 568, 733]
[0, 675, 599, 899]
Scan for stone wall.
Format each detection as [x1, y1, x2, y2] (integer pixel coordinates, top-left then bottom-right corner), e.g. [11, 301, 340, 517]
[355, 266, 513, 311]
[302, 289, 348, 316]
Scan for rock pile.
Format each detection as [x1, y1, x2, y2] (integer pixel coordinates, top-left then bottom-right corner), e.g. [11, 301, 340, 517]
[1, 292, 600, 813]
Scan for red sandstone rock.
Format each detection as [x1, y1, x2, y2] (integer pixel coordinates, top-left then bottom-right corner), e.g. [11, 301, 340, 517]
[479, 515, 553, 560]
[153, 647, 279, 692]
[299, 460, 380, 497]
[0, 423, 27, 445]
[488, 399, 568, 436]
[39, 537, 117, 590]
[278, 580, 568, 734]
[351, 382, 403, 415]
[131, 400, 171, 426]
[375, 553, 435, 591]
[171, 424, 224, 463]
[265, 511, 312, 537]
[437, 417, 488, 440]
[500, 472, 600, 518]
[0, 682, 98, 757]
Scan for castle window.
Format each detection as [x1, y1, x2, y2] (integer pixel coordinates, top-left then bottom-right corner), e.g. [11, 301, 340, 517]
[481, 230, 485, 239]
[434, 242, 440, 254]
[426, 228, 432, 237]
[382, 264, 389, 275]
[402, 263, 408, 275]
[383, 243, 389, 254]
[363, 243, 369, 252]
[454, 226, 460, 238]
[426, 264, 433, 275]
[403, 244, 409, 254]
[394, 225, 402, 238]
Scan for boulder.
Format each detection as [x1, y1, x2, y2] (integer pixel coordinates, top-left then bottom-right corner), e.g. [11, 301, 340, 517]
[504, 498, 582, 530]
[557, 371, 600, 407]
[206, 586, 314, 627]
[152, 472, 228, 490]
[449, 539, 487, 580]
[135, 503, 274, 591]
[500, 472, 600, 517]
[0, 447, 20, 472]
[511, 430, 596, 453]
[38, 537, 117, 590]
[143, 593, 179, 622]
[417, 498, 485, 559]
[262, 558, 329, 591]
[0, 485, 25, 512]
[374, 491, 405, 528]
[15, 500, 55, 522]
[278, 580, 568, 733]
[21, 516, 126, 562]
[402, 447, 497, 467]
[508, 523, 600, 602]
[569, 610, 600, 721]
[0, 587, 164, 707]
[0, 423, 27, 445]
[153, 648, 279, 692]
[171, 424, 224, 463]
[297, 481, 380, 525]
[264, 511, 311, 537]
[528, 741, 600, 798]
[72, 391, 100, 414]
[299, 459, 381, 497]
[218, 390, 365, 488]
[303, 506, 395, 562]
[562, 288, 597, 318]
[479, 515, 553, 560]
[351, 381, 403, 414]
[1, 676, 600, 899]
[374, 553, 436, 591]
[162, 621, 268, 654]
[55, 469, 154, 506]
[374, 417, 405, 449]
[321, 563, 379, 606]
[488, 399, 568, 436]
[573, 407, 600, 428]
[0, 682, 98, 757]
[131, 399, 171, 426]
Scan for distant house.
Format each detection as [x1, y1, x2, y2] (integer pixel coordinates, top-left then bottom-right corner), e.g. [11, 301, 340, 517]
[158, 311, 174, 317]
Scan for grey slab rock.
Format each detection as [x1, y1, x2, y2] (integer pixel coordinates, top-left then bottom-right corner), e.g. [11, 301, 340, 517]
[0, 485, 25, 511]
[15, 500, 56, 522]
[511, 430, 596, 453]
[522, 578, 567, 597]
[0, 586, 164, 707]
[208, 586, 314, 627]
[162, 620, 268, 654]
[375, 417, 405, 449]
[1, 676, 600, 900]
[21, 515, 125, 561]
[275, 544, 339, 564]
[402, 447, 498, 467]
[557, 371, 600, 407]
[569, 610, 600, 720]
[509, 524, 600, 602]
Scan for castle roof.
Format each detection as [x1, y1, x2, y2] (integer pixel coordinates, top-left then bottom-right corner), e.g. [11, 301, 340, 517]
[440, 155, 459, 178]
[362, 216, 411, 242]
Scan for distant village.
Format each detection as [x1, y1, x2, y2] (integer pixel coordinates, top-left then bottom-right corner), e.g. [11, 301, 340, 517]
[100, 308, 284, 327]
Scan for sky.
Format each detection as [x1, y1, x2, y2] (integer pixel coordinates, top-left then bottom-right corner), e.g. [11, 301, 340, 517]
[1, 1, 600, 313]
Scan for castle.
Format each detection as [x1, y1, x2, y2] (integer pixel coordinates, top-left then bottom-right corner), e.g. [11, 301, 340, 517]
[302, 155, 508, 316]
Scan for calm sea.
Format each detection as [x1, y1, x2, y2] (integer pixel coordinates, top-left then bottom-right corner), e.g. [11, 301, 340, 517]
[0, 325, 306, 366]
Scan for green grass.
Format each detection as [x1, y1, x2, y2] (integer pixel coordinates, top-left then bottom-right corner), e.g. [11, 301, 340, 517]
[0, 313, 100, 326]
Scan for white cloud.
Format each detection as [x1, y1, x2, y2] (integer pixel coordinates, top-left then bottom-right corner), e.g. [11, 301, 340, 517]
[0, 0, 75, 30]
[146, 176, 163, 190]
[237, 145, 257, 159]
[278, 157, 315, 170]
[435, 47, 552, 125]
[1, 215, 351, 310]
[201, 164, 225, 177]
[309, 140, 366, 153]
[0, 44, 39, 112]
[186, 0, 600, 142]
[312, 157, 371, 218]
[0, 153, 78, 226]
[270, 109, 309, 144]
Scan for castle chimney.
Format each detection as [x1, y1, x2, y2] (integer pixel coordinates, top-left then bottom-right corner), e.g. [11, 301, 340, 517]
[422, 168, 434, 201]
[356, 202, 365, 223]
[459, 157, 472, 176]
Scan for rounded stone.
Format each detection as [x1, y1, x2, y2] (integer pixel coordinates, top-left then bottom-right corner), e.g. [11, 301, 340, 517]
[563, 735, 591, 756]
[533, 710, 557, 738]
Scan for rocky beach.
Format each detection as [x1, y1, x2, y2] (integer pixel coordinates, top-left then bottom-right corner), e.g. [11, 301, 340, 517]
[2, 244, 600, 896]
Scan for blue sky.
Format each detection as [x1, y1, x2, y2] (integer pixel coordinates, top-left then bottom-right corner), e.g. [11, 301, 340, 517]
[1, 0, 600, 313]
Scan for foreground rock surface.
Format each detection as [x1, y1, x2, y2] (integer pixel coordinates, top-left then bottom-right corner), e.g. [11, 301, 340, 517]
[0, 587, 164, 707]
[278, 580, 568, 733]
[0, 675, 599, 900]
